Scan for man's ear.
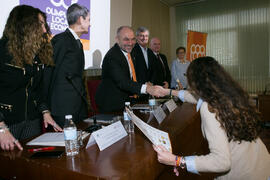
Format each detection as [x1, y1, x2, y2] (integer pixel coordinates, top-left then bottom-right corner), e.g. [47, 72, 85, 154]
[76, 16, 83, 25]
[115, 36, 119, 43]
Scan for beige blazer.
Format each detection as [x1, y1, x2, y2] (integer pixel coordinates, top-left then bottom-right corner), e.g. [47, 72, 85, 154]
[183, 91, 270, 180]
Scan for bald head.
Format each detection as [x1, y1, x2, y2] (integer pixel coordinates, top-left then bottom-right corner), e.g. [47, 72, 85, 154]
[116, 26, 136, 53]
[150, 37, 161, 53]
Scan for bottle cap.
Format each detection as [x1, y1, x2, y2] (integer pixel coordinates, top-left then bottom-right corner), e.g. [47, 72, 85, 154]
[65, 115, 72, 119]
[125, 102, 130, 106]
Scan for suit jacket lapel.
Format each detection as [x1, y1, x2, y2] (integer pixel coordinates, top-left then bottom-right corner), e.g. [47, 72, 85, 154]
[147, 48, 153, 69]
[115, 43, 132, 80]
[135, 43, 148, 69]
[66, 29, 85, 71]
[66, 29, 79, 49]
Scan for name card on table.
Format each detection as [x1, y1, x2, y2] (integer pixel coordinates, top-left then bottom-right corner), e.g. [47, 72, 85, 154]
[86, 121, 127, 151]
[165, 99, 177, 113]
[153, 105, 166, 124]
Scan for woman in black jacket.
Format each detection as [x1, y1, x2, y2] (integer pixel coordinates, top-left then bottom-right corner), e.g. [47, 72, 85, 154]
[0, 5, 62, 151]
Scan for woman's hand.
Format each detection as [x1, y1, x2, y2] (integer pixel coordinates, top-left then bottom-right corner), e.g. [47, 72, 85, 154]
[0, 130, 23, 151]
[153, 144, 176, 166]
[43, 113, 62, 132]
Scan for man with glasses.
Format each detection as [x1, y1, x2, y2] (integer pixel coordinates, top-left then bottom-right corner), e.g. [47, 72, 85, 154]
[132, 27, 157, 85]
[95, 26, 167, 113]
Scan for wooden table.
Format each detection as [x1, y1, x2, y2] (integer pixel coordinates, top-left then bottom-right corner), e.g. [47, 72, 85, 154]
[0, 103, 215, 180]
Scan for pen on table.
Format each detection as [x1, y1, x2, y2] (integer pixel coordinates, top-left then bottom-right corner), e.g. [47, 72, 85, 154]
[28, 146, 55, 152]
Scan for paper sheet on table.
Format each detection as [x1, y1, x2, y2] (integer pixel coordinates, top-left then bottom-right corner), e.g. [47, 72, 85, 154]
[127, 109, 172, 152]
[26, 132, 89, 146]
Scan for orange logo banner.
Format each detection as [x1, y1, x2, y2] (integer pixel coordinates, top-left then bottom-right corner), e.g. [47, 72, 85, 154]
[186, 30, 208, 61]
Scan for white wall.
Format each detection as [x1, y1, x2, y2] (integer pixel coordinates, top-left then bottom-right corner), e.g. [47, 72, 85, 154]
[110, 0, 132, 47]
[169, 6, 177, 61]
[0, 0, 18, 33]
[89, 0, 110, 68]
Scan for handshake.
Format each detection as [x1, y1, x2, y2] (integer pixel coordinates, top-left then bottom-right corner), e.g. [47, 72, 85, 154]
[146, 83, 170, 98]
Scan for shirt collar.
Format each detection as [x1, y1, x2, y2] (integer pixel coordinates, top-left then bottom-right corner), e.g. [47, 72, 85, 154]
[196, 98, 203, 112]
[68, 27, 80, 40]
[177, 58, 187, 64]
[139, 44, 147, 51]
[120, 49, 130, 60]
[153, 52, 159, 56]
[121, 49, 128, 56]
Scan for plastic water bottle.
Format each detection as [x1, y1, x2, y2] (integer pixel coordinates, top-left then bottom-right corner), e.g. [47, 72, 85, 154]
[123, 102, 134, 133]
[64, 115, 79, 156]
[148, 95, 156, 112]
[175, 83, 180, 90]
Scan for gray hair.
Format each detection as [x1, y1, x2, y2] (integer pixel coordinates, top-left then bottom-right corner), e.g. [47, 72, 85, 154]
[67, 3, 89, 26]
[116, 26, 133, 37]
[136, 26, 149, 36]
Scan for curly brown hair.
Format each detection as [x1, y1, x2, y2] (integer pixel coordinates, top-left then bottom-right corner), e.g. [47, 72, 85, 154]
[2, 5, 53, 67]
[187, 56, 262, 142]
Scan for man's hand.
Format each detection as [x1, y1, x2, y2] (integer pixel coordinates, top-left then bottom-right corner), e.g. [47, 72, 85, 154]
[146, 85, 168, 97]
[146, 82, 153, 86]
[43, 113, 62, 132]
[163, 81, 169, 89]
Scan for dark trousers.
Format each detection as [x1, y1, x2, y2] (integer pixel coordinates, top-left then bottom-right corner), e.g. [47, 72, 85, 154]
[9, 119, 42, 140]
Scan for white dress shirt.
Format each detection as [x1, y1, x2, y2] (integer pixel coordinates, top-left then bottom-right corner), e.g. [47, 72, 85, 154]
[120, 50, 147, 94]
[139, 44, 149, 68]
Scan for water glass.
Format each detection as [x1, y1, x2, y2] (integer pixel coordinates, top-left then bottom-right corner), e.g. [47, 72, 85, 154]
[77, 130, 83, 148]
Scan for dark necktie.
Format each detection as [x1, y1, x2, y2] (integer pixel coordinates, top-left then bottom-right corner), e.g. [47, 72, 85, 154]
[76, 39, 85, 70]
[77, 39, 83, 49]
[157, 54, 166, 77]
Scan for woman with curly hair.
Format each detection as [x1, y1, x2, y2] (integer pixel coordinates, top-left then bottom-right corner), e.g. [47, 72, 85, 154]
[154, 56, 270, 179]
[0, 5, 62, 151]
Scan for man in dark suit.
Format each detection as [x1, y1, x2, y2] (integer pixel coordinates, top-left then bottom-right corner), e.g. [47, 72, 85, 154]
[95, 26, 167, 113]
[45, 4, 90, 127]
[132, 27, 156, 84]
[150, 37, 171, 88]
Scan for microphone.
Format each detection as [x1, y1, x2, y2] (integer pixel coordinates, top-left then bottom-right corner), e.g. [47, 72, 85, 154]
[66, 73, 88, 105]
[66, 73, 101, 133]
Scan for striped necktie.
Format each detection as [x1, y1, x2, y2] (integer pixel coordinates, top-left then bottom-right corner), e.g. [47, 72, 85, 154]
[157, 54, 166, 77]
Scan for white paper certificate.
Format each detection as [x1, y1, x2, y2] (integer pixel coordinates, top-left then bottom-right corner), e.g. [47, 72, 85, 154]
[127, 109, 172, 152]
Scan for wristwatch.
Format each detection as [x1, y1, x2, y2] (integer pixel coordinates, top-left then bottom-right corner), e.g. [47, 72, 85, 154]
[180, 156, 186, 169]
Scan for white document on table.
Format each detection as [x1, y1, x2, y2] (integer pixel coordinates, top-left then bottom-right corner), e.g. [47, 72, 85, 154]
[27, 132, 65, 146]
[153, 105, 166, 124]
[26, 132, 89, 146]
[85, 121, 127, 151]
[165, 99, 178, 112]
[127, 109, 172, 152]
